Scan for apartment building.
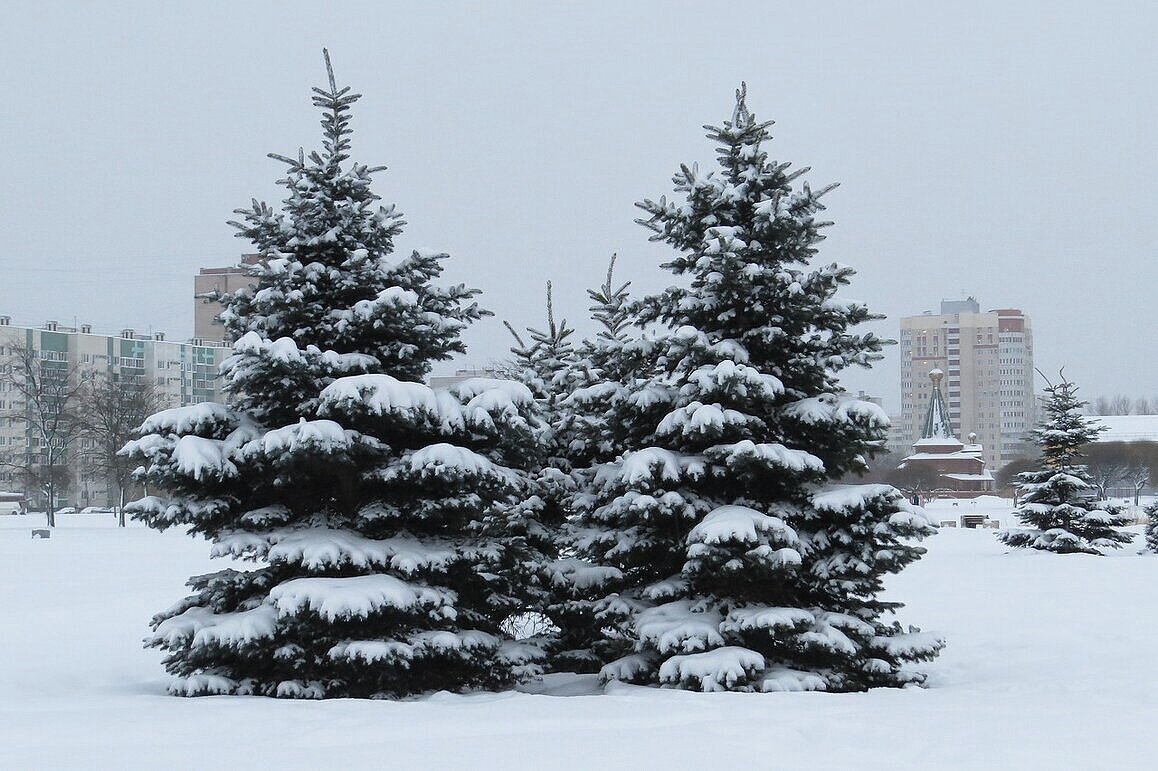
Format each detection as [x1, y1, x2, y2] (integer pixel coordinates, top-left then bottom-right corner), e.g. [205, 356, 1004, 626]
[0, 316, 230, 509]
[194, 255, 261, 342]
[899, 298, 1035, 469]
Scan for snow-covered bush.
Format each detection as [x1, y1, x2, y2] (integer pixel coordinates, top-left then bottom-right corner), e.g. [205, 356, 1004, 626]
[125, 52, 546, 698]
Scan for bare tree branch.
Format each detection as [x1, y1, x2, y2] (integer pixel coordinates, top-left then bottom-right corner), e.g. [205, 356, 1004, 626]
[74, 372, 164, 526]
[0, 343, 88, 526]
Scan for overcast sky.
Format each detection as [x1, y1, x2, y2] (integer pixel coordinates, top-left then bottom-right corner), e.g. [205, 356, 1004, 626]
[1, 1, 1155, 411]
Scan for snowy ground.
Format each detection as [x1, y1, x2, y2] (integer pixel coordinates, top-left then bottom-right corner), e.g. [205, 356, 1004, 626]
[2, 508, 1155, 770]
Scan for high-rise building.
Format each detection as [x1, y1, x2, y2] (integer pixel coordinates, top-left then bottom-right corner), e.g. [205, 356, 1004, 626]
[0, 316, 230, 509]
[194, 255, 261, 342]
[899, 298, 1034, 469]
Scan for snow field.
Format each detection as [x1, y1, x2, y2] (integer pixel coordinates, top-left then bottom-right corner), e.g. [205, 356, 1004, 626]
[2, 512, 1154, 769]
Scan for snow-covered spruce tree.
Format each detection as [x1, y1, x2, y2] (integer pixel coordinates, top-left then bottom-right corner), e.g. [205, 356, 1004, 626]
[504, 282, 580, 425]
[569, 85, 942, 692]
[1143, 500, 1158, 554]
[499, 284, 583, 644]
[502, 284, 581, 555]
[501, 277, 630, 672]
[999, 373, 1132, 554]
[560, 255, 655, 476]
[125, 52, 547, 698]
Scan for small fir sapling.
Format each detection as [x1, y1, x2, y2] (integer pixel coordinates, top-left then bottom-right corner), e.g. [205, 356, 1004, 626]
[1143, 500, 1158, 554]
[999, 371, 1132, 555]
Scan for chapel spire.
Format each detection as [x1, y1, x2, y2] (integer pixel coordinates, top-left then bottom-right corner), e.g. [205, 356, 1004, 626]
[921, 368, 955, 439]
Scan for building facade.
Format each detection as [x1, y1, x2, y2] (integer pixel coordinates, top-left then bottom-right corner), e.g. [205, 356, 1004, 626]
[0, 316, 230, 509]
[899, 298, 1034, 469]
[194, 255, 261, 342]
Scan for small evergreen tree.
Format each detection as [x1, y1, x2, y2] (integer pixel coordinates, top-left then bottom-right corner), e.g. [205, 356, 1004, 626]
[568, 85, 942, 692]
[126, 52, 546, 698]
[557, 255, 659, 478]
[1143, 500, 1158, 554]
[504, 282, 580, 421]
[503, 277, 628, 671]
[999, 373, 1132, 554]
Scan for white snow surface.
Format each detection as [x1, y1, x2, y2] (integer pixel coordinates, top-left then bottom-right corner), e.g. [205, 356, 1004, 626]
[2, 509, 1157, 768]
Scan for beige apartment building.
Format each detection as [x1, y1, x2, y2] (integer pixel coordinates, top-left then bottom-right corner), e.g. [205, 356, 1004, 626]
[0, 316, 230, 509]
[899, 298, 1035, 469]
[194, 255, 261, 342]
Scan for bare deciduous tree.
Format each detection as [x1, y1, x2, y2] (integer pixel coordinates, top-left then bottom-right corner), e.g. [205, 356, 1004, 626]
[1091, 394, 1155, 415]
[76, 373, 165, 526]
[1120, 442, 1158, 505]
[0, 343, 86, 527]
[1084, 441, 1158, 502]
[1084, 442, 1131, 500]
[886, 463, 944, 502]
[1123, 460, 1151, 506]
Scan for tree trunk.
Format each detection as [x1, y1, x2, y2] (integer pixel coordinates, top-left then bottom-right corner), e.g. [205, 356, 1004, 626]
[118, 485, 126, 527]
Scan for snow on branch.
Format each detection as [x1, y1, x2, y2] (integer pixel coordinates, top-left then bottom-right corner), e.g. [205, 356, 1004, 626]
[597, 447, 707, 487]
[242, 418, 359, 459]
[269, 574, 456, 621]
[393, 443, 522, 487]
[685, 360, 784, 400]
[172, 436, 238, 481]
[706, 439, 824, 474]
[658, 646, 766, 692]
[210, 528, 458, 574]
[634, 600, 724, 655]
[688, 505, 799, 547]
[656, 401, 762, 439]
[150, 605, 278, 649]
[136, 402, 248, 437]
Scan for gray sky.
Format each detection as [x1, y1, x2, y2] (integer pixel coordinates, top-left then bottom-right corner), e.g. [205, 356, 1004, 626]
[1, 1, 1155, 412]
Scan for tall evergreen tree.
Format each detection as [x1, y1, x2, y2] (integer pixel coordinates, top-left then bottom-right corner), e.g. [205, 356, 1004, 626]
[568, 85, 942, 692]
[125, 52, 546, 698]
[999, 373, 1132, 554]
